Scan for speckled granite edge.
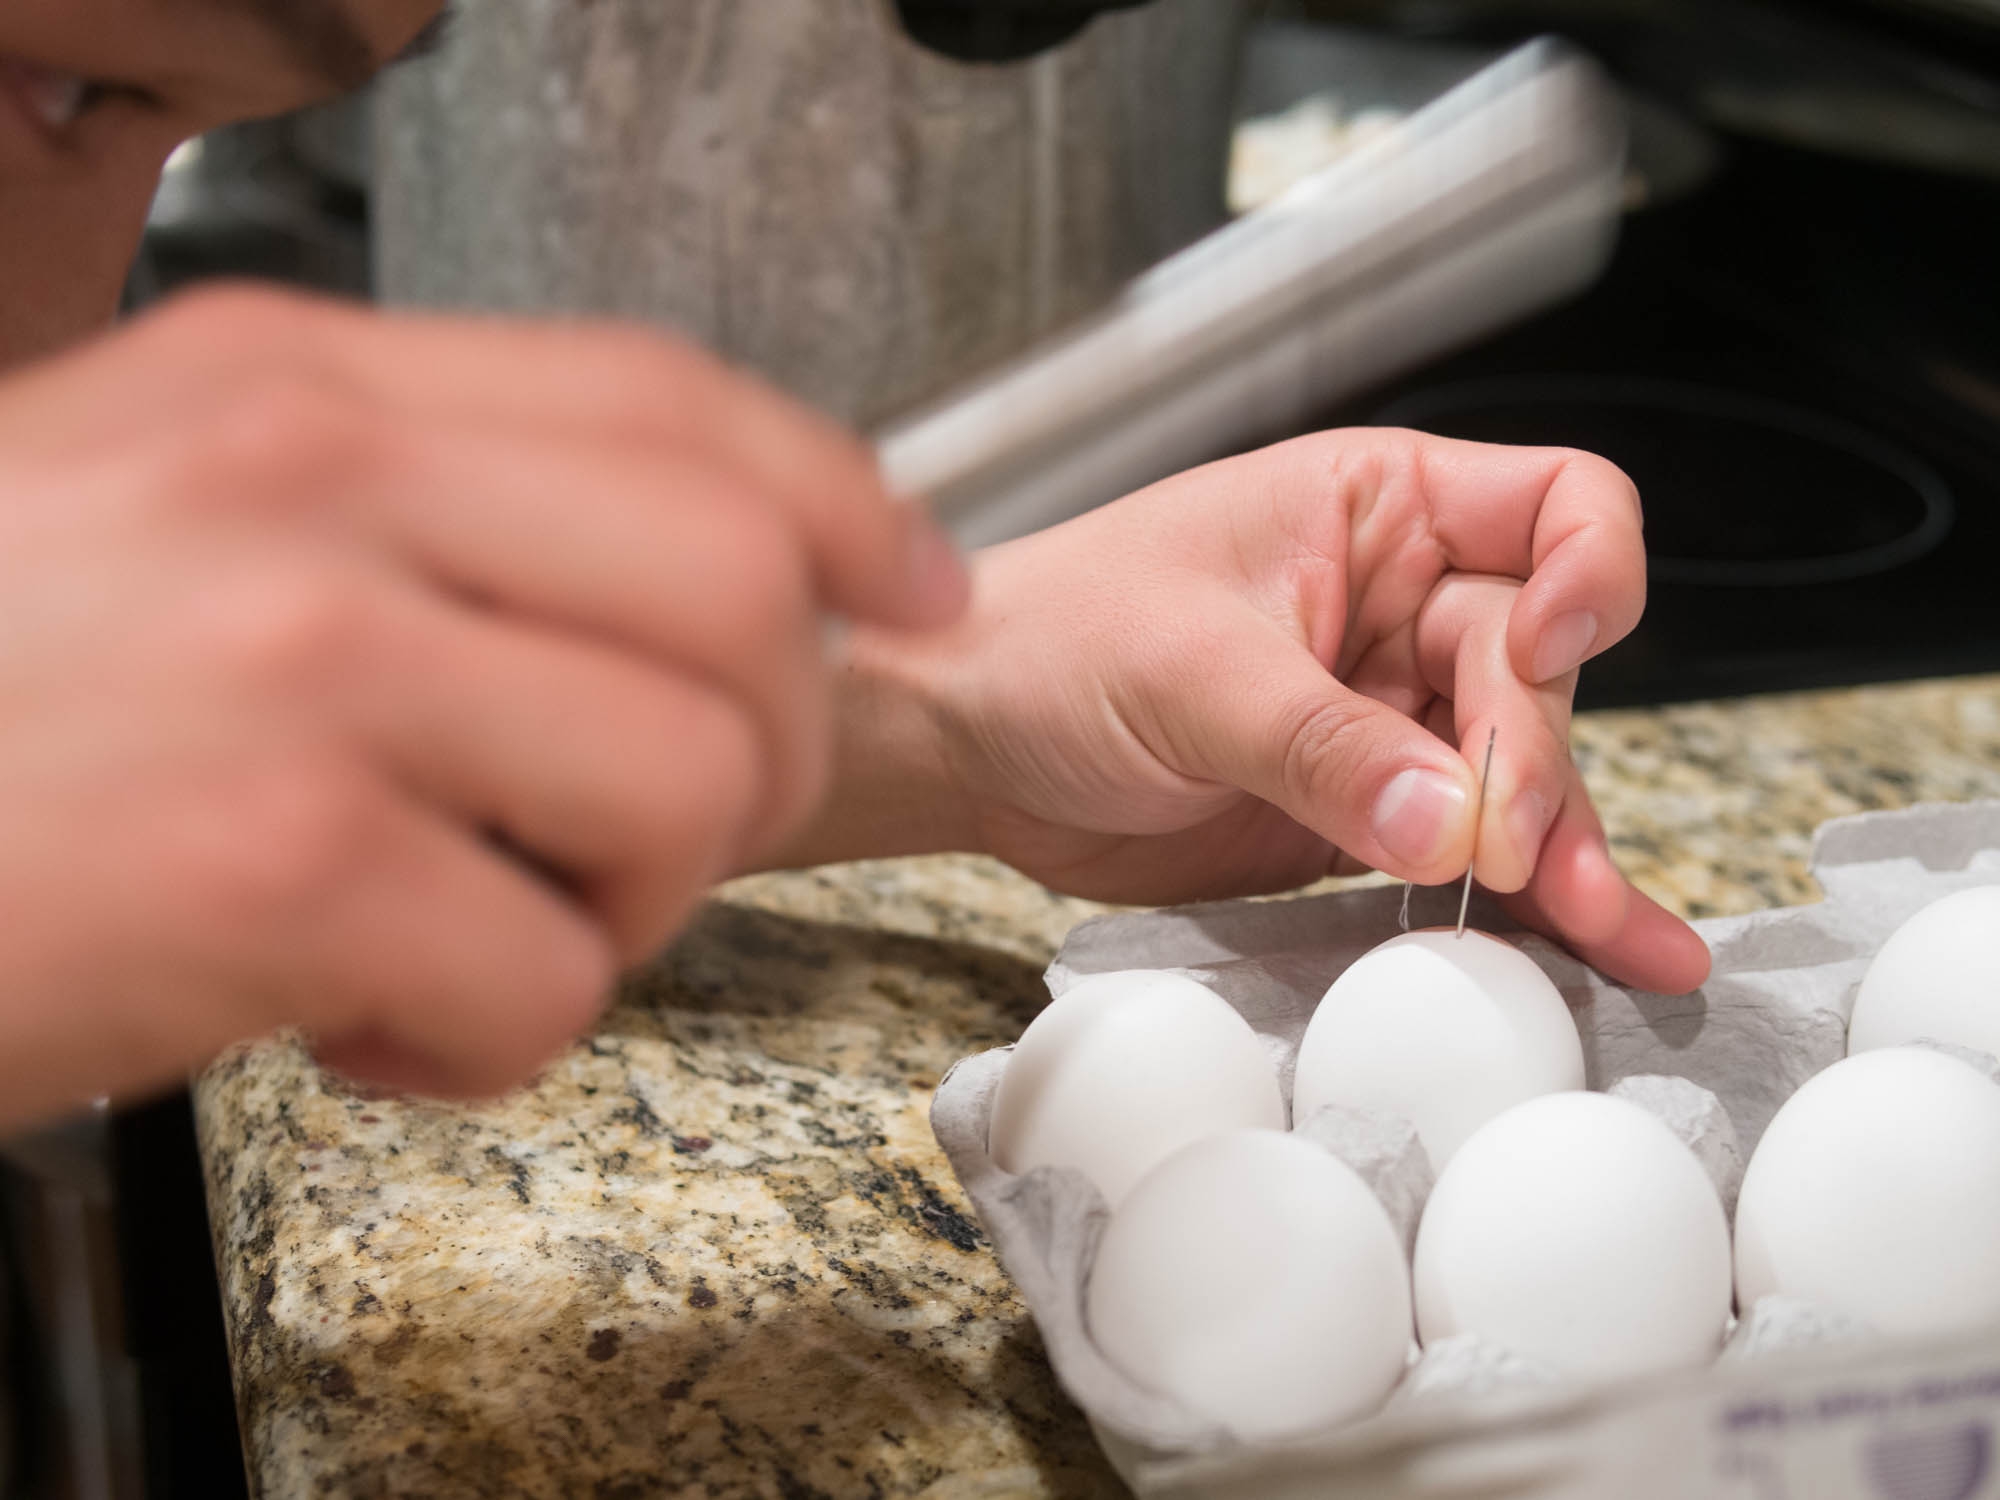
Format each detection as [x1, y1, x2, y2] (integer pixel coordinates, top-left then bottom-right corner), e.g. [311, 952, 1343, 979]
[194, 674, 2000, 1499]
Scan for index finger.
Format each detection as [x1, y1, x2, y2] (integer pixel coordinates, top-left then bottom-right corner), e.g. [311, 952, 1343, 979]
[1496, 766, 1713, 996]
[1390, 431, 1649, 686]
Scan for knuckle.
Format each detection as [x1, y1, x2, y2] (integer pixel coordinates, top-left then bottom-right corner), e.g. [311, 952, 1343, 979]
[201, 564, 369, 693]
[154, 375, 372, 518]
[187, 755, 383, 929]
[794, 415, 882, 498]
[1335, 425, 1420, 475]
[711, 503, 814, 641]
[1556, 447, 1645, 523]
[1551, 443, 1620, 481]
[1280, 694, 1373, 809]
[574, 326, 709, 416]
[1286, 428, 1401, 524]
[149, 283, 305, 353]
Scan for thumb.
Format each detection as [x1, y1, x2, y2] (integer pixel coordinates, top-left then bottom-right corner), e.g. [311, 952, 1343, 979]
[1170, 631, 1480, 884]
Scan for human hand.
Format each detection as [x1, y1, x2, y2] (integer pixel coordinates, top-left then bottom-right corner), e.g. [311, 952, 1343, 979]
[800, 429, 1706, 994]
[0, 286, 967, 1130]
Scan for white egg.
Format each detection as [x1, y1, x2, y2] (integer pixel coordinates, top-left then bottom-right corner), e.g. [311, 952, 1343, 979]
[1847, 887, 2000, 1059]
[1085, 1129, 1412, 1439]
[1293, 929, 1584, 1169]
[1734, 1047, 2000, 1337]
[986, 970, 1284, 1206]
[1414, 1092, 1732, 1384]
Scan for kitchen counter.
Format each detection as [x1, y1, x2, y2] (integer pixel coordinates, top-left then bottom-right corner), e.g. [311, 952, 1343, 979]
[195, 674, 2000, 1499]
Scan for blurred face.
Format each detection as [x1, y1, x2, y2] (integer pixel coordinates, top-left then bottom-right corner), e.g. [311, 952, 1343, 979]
[0, 0, 442, 367]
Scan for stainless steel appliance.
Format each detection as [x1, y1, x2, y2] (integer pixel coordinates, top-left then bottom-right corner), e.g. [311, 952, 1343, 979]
[2, 1095, 245, 1500]
[881, 39, 1630, 545]
[371, 0, 1247, 427]
[2, 1111, 143, 1500]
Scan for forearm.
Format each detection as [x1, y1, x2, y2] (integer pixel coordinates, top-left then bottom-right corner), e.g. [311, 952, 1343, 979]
[754, 625, 982, 870]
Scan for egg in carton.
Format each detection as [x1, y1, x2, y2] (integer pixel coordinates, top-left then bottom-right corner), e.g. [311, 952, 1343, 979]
[929, 798, 2000, 1498]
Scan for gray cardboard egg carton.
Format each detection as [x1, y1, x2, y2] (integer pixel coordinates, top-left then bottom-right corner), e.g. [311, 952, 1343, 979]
[930, 800, 2000, 1499]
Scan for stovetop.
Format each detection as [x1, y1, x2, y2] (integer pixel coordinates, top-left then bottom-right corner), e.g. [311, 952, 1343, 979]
[1327, 130, 2000, 709]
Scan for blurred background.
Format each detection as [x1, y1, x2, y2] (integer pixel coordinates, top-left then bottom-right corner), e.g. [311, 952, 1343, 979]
[7, 0, 1997, 1494]
[122, 0, 2000, 713]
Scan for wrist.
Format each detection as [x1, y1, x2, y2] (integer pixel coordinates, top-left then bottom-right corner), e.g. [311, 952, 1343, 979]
[751, 622, 983, 871]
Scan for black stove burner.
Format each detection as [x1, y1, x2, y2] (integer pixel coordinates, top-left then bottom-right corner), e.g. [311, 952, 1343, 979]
[1312, 134, 2000, 709]
[1377, 377, 1956, 588]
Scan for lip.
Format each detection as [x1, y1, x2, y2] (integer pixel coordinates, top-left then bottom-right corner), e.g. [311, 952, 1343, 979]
[0, 56, 88, 154]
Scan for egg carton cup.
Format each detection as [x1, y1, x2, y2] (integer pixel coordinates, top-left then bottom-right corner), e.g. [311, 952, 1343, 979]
[929, 799, 2000, 1498]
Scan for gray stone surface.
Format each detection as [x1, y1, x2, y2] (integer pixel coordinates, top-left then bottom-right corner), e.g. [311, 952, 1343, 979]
[375, 0, 1244, 426]
[1608, 1074, 1745, 1219]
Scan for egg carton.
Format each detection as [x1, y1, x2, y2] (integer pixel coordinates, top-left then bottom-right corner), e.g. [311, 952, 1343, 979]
[929, 799, 2000, 1499]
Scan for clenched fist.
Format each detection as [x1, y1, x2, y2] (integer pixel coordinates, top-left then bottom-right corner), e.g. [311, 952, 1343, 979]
[784, 428, 1709, 996]
[0, 286, 967, 1127]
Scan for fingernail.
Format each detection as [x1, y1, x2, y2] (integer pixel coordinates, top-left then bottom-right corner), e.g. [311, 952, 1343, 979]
[904, 506, 970, 620]
[1532, 610, 1600, 683]
[1372, 768, 1468, 868]
[1507, 788, 1552, 869]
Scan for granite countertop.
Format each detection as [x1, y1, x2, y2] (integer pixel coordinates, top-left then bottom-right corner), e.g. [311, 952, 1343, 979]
[194, 675, 2000, 1499]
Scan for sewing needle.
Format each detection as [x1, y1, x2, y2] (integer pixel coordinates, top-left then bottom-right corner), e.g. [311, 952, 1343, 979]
[1457, 727, 1498, 939]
